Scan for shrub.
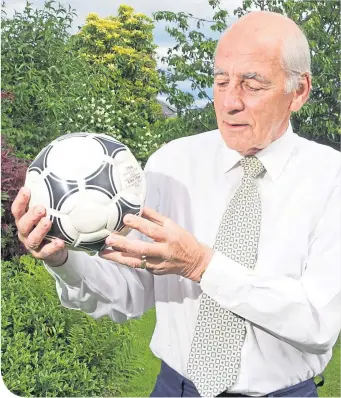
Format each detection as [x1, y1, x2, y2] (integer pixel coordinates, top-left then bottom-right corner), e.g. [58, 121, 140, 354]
[151, 103, 218, 146]
[1, 255, 146, 396]
[1, 1, 164, 163]
[1, 138, 29, 260]
[1, 1, 120, 159]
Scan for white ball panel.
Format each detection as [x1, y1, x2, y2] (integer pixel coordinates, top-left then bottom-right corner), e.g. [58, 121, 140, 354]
[56, 214, 79, 240]
[106, 201, 120, 231]
[76, 229, 111, 244]
[69, 200, 107, 233]
[25, 170, 51, 211]
[58, 189, 80, 215]
[120, 191, 144, 209]
[47, 137, 104, 180]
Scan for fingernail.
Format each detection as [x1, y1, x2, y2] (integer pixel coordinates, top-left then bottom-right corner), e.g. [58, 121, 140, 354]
[124, 214, 133, 222]
[54, 239, 62, 248]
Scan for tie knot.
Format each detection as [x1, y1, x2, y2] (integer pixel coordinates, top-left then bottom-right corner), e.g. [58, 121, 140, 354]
[240, 156, 265, 179]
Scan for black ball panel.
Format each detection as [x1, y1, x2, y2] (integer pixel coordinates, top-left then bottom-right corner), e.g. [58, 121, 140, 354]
[75, 240, 107, 252]
[29, 145, 53, 173]
[45, 174, 79, 211]
[46, 216, 73, 244]
[114, 197, 141, 231]
[85, 162, 117, 198]
[93, 135, 126, 159]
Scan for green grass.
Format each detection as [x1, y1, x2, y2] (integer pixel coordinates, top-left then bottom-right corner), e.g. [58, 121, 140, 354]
[122, 308, 160, 397]
[122, 310, 340, 397]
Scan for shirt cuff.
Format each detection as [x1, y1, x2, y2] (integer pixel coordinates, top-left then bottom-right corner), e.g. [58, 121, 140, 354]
[44, 250, 88, 286]
[200, 250, 255, 309]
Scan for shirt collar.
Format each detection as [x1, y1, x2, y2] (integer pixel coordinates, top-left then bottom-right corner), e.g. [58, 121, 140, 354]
[219, 122, 296, 181]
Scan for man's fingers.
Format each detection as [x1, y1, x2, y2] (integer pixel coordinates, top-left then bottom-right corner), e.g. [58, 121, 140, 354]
[99, 249, 142, 268]
[33, 239, 66, 260]
[11, 187, 31, 224]
[16, 205, 46, 238]
[123, 213, 166, 242]
[106, 235, 165, 257]
[26, 217, 52, 250]
[141, 207, 168, 226]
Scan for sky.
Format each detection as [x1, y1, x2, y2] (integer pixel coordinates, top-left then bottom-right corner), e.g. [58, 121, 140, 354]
[5, 0, 244, 107]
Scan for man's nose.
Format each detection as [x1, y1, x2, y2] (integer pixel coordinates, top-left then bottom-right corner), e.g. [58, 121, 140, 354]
[222, 84, 244, 113]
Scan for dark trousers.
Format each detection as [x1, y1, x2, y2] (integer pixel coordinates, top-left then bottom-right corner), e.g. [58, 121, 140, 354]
[150, 360, 324, 397]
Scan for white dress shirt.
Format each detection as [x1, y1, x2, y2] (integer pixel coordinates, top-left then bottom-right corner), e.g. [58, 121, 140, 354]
[45, 123, 341, 396]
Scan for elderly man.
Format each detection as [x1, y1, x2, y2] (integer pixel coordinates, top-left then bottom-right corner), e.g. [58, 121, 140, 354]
[12, 10, 340, 398]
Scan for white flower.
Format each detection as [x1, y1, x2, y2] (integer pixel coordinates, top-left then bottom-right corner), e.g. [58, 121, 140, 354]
[127, 123, 131, 127]
[101, 98, 106, 104]
[91, 98, 94, 103]
[118, 117, 122, 121]
[69, 118, 73, 122]
[82, 97, 86, 100]
[82, 83, 86, 87]
[105, 119, 111, 123]
[131, 100, 135, 103]
[98, 118, 101, 123]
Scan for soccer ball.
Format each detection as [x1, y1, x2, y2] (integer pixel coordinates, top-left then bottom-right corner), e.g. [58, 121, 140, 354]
[24, 132, 146, 253]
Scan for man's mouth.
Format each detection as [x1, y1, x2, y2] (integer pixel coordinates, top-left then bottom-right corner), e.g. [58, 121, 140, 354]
[224, 122, 248, 129]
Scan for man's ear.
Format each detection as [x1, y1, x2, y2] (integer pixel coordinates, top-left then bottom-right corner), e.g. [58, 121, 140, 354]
[289, 73, 312, 112]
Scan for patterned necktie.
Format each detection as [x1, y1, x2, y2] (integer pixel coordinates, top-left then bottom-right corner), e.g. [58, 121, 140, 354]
[187, 155, 265, 398]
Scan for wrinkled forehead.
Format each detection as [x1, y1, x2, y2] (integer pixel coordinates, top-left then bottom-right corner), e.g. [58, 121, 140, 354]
[214, 35, 284, 78]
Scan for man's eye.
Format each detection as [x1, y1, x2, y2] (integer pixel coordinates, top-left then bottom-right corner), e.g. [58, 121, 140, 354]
[245, 84, 261, 92]
[216, 82, 228, 87]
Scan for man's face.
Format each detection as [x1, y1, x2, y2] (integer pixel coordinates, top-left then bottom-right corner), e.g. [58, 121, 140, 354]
[214, 33, 294, 156]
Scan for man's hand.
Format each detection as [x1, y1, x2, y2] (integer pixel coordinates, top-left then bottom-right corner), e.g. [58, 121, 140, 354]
[99, 207, 213, 282]
[11, 187, 68, 266]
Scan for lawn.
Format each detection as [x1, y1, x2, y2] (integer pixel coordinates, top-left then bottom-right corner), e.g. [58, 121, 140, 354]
[122, 308, 340, 397]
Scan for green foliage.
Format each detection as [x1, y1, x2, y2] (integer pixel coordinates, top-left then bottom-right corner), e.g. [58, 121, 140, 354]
[151, 103, 217, 145]
[1, 255, 147, 397]
[72, 5, 164, 163]
[154, 0, 340, 146]
[1, 2, 164, 164]
[1, 1, 115, 159]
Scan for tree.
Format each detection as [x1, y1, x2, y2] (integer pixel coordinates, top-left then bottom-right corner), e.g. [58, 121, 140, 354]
[1, 2, 164, 163]
[74, 5, 162, 126]
[154, 0, 340, 148]
[1, 1, 113, 158]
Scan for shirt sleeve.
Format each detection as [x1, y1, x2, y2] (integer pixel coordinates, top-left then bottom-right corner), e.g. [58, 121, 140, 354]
[44, 154, 160, 323]
[200, 174, 341, 355]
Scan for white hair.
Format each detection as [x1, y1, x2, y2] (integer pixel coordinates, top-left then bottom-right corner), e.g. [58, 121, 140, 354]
[281, 31, 311, 93]
[214, 23, 311, 94]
